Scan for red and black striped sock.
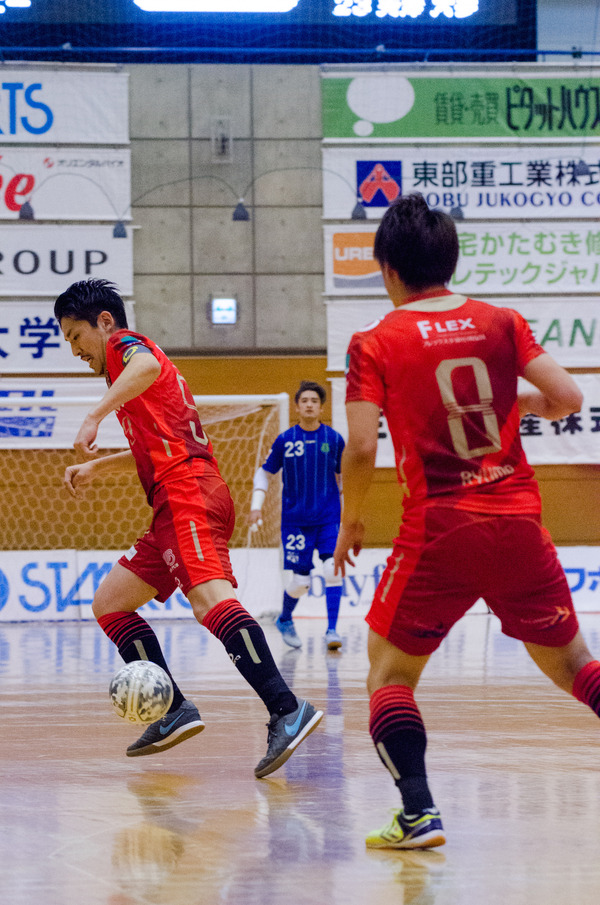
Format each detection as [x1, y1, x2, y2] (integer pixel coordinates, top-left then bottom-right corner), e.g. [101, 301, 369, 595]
[369, 684, 434, 813]
[203, 599, 297, 717]
[97, 611, 185, 711]
[572, 660, 600, 715]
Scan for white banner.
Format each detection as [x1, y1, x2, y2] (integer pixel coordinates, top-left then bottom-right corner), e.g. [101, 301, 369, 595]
[0, 301, 136, 373]
[0, 378, 126, 448]
[324, 222, 600, 296]
[323, 146, 600, 220]
[326, 297, 600, 370]
[0, 69, 128, 144]
[0, 549, 283, 623]
[0, 225, 133, 296]
[0, 148, 131, 221]
[0, 545, 598, 621]
[331, 373, 600, 466]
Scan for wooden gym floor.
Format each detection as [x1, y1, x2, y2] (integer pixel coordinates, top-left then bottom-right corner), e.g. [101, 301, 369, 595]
[1, 612, 600, 905]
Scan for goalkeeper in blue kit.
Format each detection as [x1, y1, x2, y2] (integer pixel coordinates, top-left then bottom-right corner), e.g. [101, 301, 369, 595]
[249, 381, 346, 651]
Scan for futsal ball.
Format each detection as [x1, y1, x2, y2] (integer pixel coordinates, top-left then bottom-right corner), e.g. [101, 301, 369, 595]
[109, 661, 174, 724]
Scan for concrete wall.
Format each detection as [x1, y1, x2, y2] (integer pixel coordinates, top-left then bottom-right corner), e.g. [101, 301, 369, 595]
[127, 64, 325, 354]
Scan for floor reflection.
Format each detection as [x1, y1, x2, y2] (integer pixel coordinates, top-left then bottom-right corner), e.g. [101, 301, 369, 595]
[0, 614, 599, 905]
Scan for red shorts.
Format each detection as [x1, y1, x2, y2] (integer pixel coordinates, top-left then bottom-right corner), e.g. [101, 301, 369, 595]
[119, 471, 236, 602]
[367, 506, 579, 656]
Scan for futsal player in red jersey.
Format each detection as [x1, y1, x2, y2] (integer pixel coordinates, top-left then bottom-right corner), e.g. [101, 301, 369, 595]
[333, 193, 600, 849]
[54, 279, 322, 776]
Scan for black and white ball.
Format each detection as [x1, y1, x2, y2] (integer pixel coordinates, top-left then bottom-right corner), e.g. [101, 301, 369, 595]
[109, 661, 174, 724]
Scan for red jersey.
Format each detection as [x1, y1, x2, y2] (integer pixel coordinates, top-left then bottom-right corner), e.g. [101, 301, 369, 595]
[345, 291, 545, 515]
[106, 329, 215, 501]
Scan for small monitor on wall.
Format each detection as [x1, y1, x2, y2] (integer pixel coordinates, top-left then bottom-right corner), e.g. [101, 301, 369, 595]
[210, 297, 237, 325]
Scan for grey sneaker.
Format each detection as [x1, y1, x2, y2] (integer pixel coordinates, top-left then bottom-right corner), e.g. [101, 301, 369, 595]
[275, 616, 302, 649]
[324, 629, 342, 651]
[254, 698, 323, 778]
[126, 700, 205, 757]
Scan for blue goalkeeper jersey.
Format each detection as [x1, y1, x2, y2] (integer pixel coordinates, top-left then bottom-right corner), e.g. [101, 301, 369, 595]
[262, 423, 344, 526]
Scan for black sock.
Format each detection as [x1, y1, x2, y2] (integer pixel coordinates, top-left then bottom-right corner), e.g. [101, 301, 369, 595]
[202, 599, 297, 716]
[97, 611, 185, 712]
[369, 685, 435, 813]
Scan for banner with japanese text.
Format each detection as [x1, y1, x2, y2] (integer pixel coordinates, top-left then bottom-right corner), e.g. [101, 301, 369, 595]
[322, 145, 600, 220]
[330, 373, 600, 466]
[0, 148, 131, 221]
[0, 302, 135, 373]
[0, 225, 133, 297]
[324, 222, 600, 296]
[0, 378, 128, 448]
[322, 68, 600, 141]
[326, 297, 600, 369]
[0, 69, 128, 144]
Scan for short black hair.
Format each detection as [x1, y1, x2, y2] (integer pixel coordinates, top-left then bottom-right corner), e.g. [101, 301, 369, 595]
[295, 380, 326, 405]
[374, 193, 459, 291]
[54, 279, 128, 329]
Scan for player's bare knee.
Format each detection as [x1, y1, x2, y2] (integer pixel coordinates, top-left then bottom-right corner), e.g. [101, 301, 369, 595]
[367, 662, 418, 695]
[190, 597, 211, 625]
[92, 590, 113, 620]
[286, 573, 310, 599]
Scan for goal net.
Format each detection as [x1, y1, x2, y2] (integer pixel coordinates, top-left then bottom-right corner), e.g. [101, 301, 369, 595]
[0, 393, 287, 553]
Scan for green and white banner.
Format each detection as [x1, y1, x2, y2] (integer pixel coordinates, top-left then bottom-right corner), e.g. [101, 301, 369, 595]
[322, 69, 600, 141]
[324, 222, 600, 295]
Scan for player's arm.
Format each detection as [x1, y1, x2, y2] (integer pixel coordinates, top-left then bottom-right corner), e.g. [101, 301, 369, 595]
[249, 466, 271, 529]
[333, 401, 379, 576]
[74, 349, 161, 458]
[64, 450, 137, 499]
[519, 353, 583, 420]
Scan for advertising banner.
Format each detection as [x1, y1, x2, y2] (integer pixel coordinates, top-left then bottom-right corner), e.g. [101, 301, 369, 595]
[324, 222, 600, 296]
[0, 148, 131, 221]
[322, 145, 600, 220]
[0, 378, 128, 448]
[0, 301, 136, 373]
[326, 297, 600, 370]
[0, 69, 129, 144]
[0, 225, 133, 296]
[322, 69, 600, 141]
[331, 373, 600, 466]
[0, 545, 598, 621]
[0, 549, 283, 623]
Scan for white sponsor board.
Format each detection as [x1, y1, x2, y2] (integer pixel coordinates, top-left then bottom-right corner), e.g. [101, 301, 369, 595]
[0, 378, 128, 448]
[0, 302, 135, 374]
[323, 145, 600, 220]
[0, 549, 284, 622]
[0, 225, 133, 296]
[326, 297, 600, 370]
[0, 69, 128, 144]
[331, 373, 600, 466]
[0, 546, 598, 621]
[0, 148, 131, 221]
[324, 222, 600, 296]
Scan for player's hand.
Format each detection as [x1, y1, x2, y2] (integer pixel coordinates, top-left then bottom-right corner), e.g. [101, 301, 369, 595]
[248, 509, 264, 533]
[74, 413, 100, 460]
[333, 521, 364, 577]
[64, 462, 95, 499]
